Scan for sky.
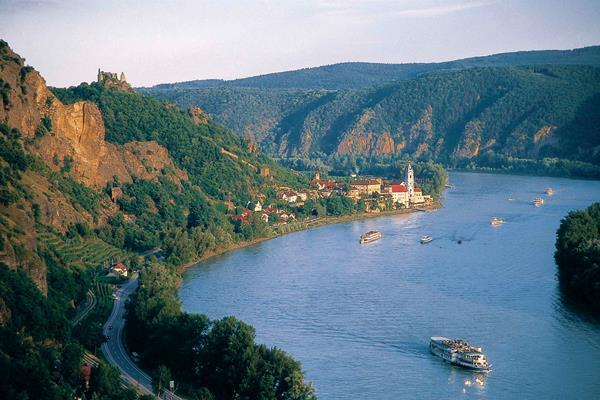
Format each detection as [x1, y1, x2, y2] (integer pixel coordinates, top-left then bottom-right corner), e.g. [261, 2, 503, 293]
[1, 0, 600, 87]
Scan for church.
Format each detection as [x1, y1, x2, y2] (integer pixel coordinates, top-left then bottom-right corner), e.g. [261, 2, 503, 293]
[383, 163, 426, 207]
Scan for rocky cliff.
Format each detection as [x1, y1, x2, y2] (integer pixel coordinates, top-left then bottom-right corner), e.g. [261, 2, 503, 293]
[1, 43, 185, 188]
[0, 41, 185, 291]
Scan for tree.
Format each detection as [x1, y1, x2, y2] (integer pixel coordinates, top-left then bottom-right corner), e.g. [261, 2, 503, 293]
[555, 202, 600, 308]
[191, 227, 216, 257]
[196, 316, 258, 399]
[152, 365, 172, 397]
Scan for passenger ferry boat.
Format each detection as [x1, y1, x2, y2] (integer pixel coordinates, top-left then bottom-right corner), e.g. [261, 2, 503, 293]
[420, 235, 433, 244]
[430, 337, 491, 371]
[533, 197, 544, 207]
[359, 231, 382, 244]
[545, 187, 553, 196]
[490, 217, 504, 226]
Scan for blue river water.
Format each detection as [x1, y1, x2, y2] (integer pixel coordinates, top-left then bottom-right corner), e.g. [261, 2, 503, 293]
[180, 172, 600, 399]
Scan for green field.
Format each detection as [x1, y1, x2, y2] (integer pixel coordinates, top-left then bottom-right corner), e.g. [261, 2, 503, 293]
[36, 228, 130, 270]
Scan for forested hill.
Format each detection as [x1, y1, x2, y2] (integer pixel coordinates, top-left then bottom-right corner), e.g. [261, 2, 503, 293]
[143, 65, 600, 177]
[146, 45, 600, 90]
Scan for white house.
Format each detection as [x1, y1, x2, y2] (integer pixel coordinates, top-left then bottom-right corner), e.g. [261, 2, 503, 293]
[281, 191, 298, 203]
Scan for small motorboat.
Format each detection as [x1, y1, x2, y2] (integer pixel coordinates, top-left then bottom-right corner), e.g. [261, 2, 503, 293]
[533, 197, 544, 207]
[490, 217, 504, 226]
[420, 235, 433, 244]
[545, 187, 553, 196]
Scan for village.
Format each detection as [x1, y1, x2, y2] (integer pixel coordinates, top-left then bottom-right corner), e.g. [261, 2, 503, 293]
[227, 163, 434, 225]
[101, 164, 434, 279]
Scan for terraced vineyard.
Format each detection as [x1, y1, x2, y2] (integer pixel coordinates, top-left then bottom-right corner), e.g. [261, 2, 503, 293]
[94, 282, 115, 320]
[36, 229, 130, 269]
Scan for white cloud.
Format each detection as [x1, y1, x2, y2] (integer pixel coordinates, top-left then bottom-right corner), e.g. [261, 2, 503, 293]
[393, 1, 492, 17]
[316, 0, 493, 18]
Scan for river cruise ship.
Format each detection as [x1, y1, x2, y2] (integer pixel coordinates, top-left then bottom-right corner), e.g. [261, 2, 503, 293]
[430, 337, 491, 371]
[533, 197, 544, 207]
[420, 235, 433, 244]
[359, 231, 382, 244]
[490, 217, 504, 226]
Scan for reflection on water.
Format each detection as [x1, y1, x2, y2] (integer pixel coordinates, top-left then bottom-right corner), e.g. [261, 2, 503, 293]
[180, 173, 600, 399]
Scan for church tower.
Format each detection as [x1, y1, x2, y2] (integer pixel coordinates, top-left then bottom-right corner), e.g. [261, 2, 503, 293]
[405, 162, 415, 198]
[314, 170, 321, 181]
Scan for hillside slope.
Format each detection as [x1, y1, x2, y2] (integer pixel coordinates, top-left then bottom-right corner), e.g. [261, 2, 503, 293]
[144, 66, 600, 173]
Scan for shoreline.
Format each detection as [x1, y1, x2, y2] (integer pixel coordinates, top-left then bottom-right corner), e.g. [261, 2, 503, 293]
[176, 202, 441, 274]
[448, 168, 600, 182]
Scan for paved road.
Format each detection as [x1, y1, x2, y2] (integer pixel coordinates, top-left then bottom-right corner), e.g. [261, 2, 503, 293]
[101, 273, 184, 400]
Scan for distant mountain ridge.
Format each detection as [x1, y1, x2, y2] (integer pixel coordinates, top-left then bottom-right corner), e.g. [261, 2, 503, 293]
[147, 45, 600, 90]
[143, 63, 600, 176]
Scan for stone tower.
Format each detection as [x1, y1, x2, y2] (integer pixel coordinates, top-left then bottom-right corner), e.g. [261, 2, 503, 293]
[97, 68, 103, 82]
[314, 170, 321, 181]
[120, 72, 126, 82]
[405, 162, 415, 198]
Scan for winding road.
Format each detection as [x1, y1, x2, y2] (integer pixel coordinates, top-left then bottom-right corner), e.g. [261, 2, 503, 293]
[101, 273, 184, 399]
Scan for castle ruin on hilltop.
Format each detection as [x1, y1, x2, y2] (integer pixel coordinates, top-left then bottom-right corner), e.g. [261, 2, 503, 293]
[97, 69, 133, 92]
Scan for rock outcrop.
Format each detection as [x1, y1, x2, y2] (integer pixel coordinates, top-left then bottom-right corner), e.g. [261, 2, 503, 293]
[97, 69, 134, 93]
[0, 43, 185, 188]
[452, 120, 483, 159]
[189, 106, 209, 125]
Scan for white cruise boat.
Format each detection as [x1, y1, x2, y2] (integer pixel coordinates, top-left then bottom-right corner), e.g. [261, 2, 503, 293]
[490, 217, 504, 226]
[533, 197, 544, 207]
[359, 231, 382, 244]
[420, 235, 433, 244]
[430, 337, 491, 371]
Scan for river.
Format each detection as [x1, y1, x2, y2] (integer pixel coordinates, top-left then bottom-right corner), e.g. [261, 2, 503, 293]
[180, 172, 600, 399]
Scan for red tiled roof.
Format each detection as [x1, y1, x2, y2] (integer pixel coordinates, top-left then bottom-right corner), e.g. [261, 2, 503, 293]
[390, 184, 407, 193]
[112, 262, 126, 272]
[81, 364, 92, 378]
[229, 215, 249, 222]
[415, 187, 422, 192]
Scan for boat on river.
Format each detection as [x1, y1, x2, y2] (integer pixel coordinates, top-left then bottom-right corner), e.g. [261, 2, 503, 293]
[430, 337, 491, 371]
[420, 235, 433, 244]
[359, 231, 382, 244]
[533, 197, 544, 207]
[545, 187, 553, 196]
[490, 217, 504, 226]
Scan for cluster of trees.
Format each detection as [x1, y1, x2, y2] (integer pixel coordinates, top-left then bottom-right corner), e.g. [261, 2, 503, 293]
[460, 152, 600, 180]
[555, 203, 600, 309]
[125, 263, 316, 399]
[0, 123, 30, 206]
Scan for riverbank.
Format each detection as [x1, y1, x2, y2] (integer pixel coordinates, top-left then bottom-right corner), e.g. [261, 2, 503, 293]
[176, 202, 440, 274]
[449, 161, 600, 181]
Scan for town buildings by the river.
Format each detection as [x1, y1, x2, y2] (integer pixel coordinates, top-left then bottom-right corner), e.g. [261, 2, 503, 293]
[229, 163, 432, 225]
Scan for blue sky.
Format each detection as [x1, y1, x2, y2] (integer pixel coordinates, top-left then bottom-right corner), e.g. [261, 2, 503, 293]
[1, 0, 600, 87]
